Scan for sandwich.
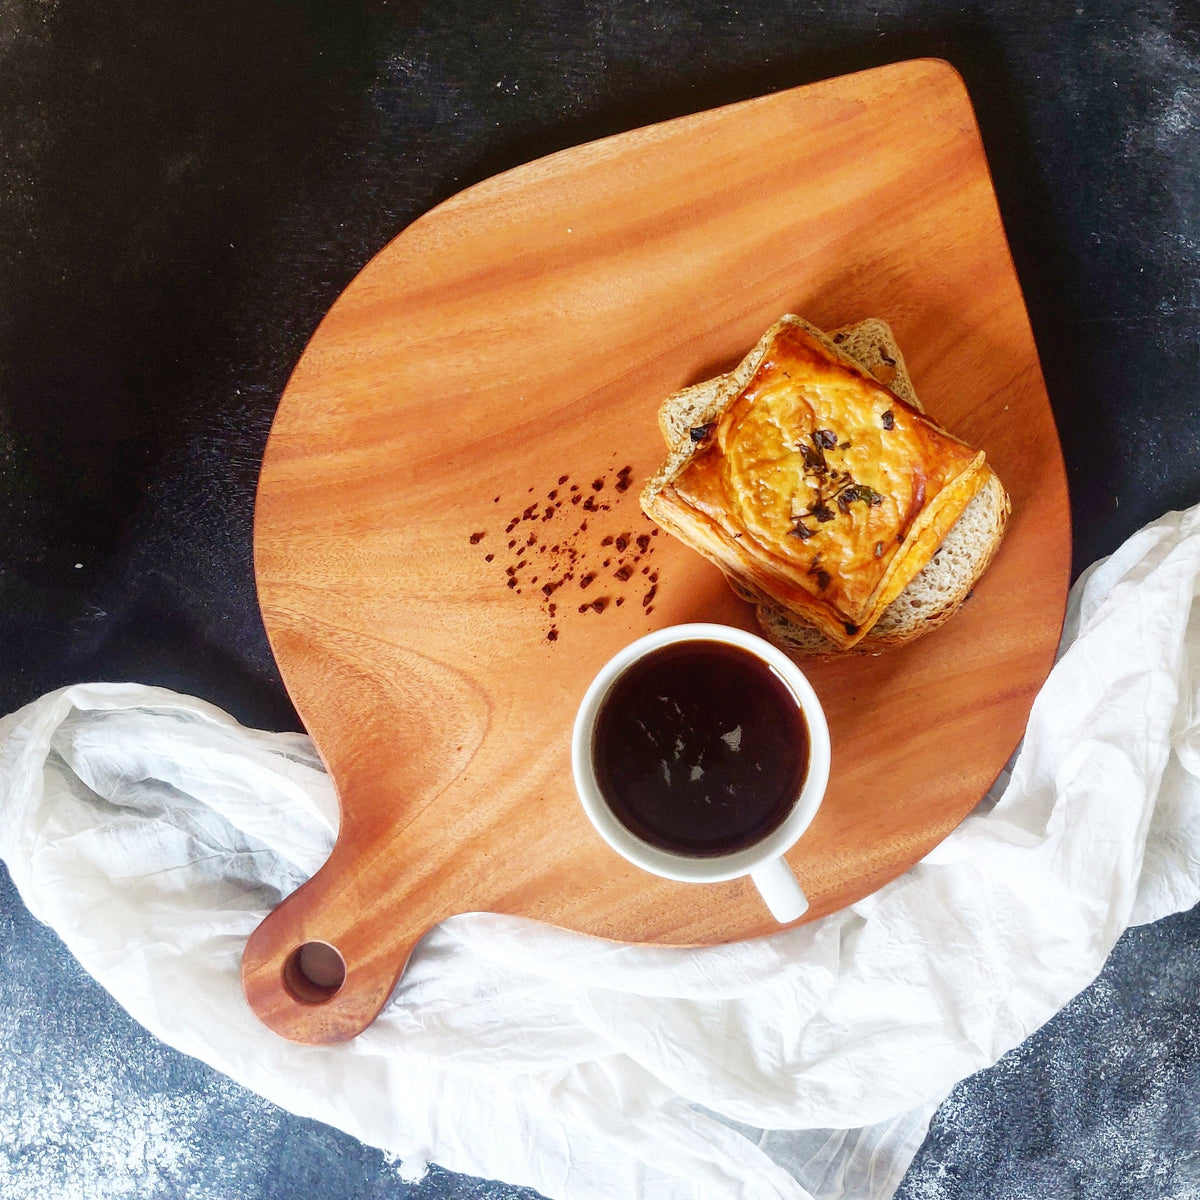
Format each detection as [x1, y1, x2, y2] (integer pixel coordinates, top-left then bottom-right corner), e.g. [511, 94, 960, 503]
[640, 316, 1010, 654]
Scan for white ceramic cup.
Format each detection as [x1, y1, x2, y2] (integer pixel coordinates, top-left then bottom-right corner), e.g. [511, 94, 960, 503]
[571, 623, 831, 923]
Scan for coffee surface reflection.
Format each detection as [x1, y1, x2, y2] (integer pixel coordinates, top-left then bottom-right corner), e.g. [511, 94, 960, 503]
[591, 640, 810, 857]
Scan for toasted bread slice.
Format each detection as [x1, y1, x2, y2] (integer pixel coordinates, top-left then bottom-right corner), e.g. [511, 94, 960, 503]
[656, 318, 922, 450]
[642, 316, 1010, 655]
[754, 469, 1009, 653]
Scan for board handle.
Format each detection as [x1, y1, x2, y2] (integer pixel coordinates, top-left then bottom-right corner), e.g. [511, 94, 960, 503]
[240, 853, 416, 1044]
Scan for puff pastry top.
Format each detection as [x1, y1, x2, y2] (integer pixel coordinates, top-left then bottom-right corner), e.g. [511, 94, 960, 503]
[650, 322, 989, 649]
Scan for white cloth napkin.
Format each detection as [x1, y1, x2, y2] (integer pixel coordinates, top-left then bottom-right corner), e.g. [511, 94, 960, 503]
[5, 503, 1200, 1200]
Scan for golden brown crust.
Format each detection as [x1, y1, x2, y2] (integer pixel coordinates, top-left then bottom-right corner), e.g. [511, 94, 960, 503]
[754, 470, 1011, 655]
[641, 318, 991, 650]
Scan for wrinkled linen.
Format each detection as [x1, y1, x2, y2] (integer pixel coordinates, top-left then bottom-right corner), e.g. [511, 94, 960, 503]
[4, 503, 1200, 1199]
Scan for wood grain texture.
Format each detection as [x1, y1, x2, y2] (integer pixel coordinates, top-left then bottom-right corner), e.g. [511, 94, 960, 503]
[242, 59, 1071, 1043]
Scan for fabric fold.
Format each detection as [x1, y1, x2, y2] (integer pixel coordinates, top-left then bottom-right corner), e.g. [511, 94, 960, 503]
[5, 504, 1200, 1198]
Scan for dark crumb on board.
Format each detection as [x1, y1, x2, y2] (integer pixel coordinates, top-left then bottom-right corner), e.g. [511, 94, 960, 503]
[479, 462, 660, 643]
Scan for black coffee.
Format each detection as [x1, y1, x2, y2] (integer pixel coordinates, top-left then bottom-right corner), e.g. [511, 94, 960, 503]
[592, 640, 810, 856]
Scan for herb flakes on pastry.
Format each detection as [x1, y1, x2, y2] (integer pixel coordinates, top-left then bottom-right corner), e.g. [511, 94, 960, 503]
[640, 315, 1010, 654]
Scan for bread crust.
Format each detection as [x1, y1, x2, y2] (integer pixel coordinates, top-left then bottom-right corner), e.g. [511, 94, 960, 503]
[641, 317, 1010, 655]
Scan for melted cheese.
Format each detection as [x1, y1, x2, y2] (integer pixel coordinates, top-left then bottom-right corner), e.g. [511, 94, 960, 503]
[658, 323, 987, 649]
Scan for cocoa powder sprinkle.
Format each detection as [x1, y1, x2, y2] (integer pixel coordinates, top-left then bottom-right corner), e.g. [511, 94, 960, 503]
[482, 463, 659, 644]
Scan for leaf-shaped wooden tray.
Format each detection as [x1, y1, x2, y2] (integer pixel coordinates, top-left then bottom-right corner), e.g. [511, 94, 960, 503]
[243, 59, 1070, 1043]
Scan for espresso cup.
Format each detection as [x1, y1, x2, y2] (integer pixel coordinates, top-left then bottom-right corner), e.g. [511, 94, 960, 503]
[571, 623, 830, 923]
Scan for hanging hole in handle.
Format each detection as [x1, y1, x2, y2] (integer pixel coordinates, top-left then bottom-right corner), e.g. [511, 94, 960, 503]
[283, 941, 347, 1004]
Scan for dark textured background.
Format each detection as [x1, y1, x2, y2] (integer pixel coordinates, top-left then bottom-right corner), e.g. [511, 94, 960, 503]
[2, 1, 1198, 1196]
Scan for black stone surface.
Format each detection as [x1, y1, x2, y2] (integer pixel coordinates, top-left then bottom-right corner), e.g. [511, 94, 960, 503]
[2, 1, 1198, 1196]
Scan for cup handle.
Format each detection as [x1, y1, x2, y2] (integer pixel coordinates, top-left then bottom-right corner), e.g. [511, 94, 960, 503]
[750, 857, 809, 923]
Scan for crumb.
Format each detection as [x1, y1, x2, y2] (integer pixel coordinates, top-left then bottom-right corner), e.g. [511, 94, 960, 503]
[484, 463, 644, 641]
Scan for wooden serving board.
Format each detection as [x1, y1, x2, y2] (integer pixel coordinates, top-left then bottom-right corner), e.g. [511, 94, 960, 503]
[243, 59, 1071, 1044]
